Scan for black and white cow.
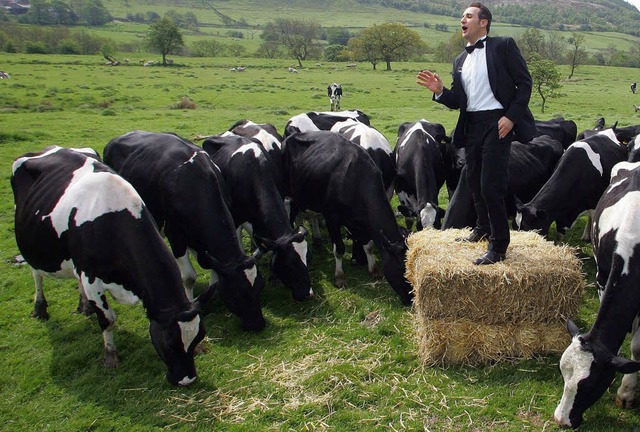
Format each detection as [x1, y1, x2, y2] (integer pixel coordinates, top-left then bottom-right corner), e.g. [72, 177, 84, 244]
[554, 161, 640, 429]
[327, 83, 342, 111]
[515, 129, 627, 237]
[443, 135, 564, 230]
[534, 117, 577, 150]
[330, 118, 396, 198]
[282, 131, 413, 306]
[627, 134, 640, 163]
[283, 110, 370, 137]
[615, 124, 640, 145]
[103, 131, 266, 331]
[393, 120, 449, 230]
[11, 146, 211, 386]
[201, 134, 313, 302]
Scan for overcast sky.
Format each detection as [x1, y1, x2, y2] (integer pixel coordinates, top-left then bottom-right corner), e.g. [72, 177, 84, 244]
[624, 0, 640, 11]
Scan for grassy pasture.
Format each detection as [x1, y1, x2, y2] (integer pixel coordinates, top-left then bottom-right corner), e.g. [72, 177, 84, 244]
[0, 53, 640, 431]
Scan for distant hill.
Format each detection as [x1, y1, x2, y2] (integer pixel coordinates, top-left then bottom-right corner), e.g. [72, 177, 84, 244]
[355, 0, 640, 36]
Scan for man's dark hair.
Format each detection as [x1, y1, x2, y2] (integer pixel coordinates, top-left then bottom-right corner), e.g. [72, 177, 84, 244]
[469, 2, 492, 34]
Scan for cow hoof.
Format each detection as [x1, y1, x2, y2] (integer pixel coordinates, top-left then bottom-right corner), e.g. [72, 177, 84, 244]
[104, 352, 120, 369]
[32, 310, 49, 321]
[616, 396, 636, 409]
[334, 277, 346, 289]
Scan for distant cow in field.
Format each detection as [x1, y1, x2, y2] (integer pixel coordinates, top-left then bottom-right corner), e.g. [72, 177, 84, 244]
[104, 131, 266, 331]
[327, 83, 342, 111]
[11, 146, 211, 386]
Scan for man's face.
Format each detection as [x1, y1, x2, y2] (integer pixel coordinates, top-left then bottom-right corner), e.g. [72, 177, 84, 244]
[461, 7, 487, 43]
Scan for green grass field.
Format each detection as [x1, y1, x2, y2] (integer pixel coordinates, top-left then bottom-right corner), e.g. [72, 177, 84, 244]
[0, 52, 640, 431]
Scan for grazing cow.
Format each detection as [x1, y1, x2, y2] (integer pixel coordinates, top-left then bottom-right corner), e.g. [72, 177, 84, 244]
[554, 161, 640, 429]
[282, 131, 413, 306]
[0, 71, 9, 79]
[11, 146, 211, 386]
[515, 129, 627, 237]
[444, 135, 564, 230]
[534, 117, 577, 149]
[393, 120, 449, 230]
[615, 124, 640, 144]
[201, 134, 313, 302]
[284, 110, 371, 137]
[330, 118, 395, 198]
[103, 131, 266, 331]
[288, 67, 298, 73]
[327, 83, 342, 111]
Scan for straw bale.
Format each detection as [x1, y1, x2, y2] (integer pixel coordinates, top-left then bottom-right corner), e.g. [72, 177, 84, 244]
[416, 318, 571, 366]
[407, 229, 585, 325]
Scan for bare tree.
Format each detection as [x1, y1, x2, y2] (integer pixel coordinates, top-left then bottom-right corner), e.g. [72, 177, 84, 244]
[261, 18, 321, 67]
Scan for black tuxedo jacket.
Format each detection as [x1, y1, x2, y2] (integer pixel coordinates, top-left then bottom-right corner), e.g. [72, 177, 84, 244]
[435, 36, 536, 148]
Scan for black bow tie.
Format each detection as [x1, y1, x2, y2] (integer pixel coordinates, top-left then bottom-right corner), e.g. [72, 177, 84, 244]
[465, 39, 485, 54]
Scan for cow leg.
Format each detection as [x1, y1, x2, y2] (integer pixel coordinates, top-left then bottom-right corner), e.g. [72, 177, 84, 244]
[363, 240, 378, 276]
[327, 222, 346, 288]
[81, 275, 119, 368]
[31, 269, 49, 321]
[76, 280, 95, 316]
[580, 210, 593, 242]
[175, 252, 196, 301]
[617, 317, 640, 408]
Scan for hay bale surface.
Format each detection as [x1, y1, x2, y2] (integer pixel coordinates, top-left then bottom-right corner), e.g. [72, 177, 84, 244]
[407, 229, 584, 325]
[406, 229, 585, 365]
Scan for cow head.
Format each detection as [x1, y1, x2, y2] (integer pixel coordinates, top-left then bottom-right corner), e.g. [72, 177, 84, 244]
[378, 231, 413, 306]
[397, 203, 445, 230]
[554, 320, 640, 429]
[514, 200, 551, 235]
[149, 288, 214, 386]
[255, 227, 313, 301]
[210, 254, 266, 331]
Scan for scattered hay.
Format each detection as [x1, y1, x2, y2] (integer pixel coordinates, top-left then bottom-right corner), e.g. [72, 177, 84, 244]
[407, 229, 585, 365]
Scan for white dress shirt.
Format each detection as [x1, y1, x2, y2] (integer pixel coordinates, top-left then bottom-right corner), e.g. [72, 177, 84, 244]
[461, 38, 503, 112]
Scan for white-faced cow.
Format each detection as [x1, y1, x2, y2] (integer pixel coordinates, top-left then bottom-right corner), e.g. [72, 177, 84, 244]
[554, 161, 640, 429]
[201, 133, 313, 302]
[330, 118, 396, 199]
[444, 135, 564, 230]
[394, 120, 450, 231]
[515, 129, 627, 238]
[282, 131, 413, 306]
[11, 146, 211, 386]
[283, 110, 371, 138]
[327, 83, 342, 111]
[103, 131, 266, 331]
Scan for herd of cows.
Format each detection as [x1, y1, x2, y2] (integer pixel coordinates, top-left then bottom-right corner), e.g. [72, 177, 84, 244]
[9, 108, 640, 428]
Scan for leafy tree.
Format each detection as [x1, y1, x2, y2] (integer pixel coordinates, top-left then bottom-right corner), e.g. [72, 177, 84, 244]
[255, 40, 283, 59]
[190, 39, 226, 57]
[348, 36, 379, 70]
[324, 44, 349, 62]
[261, 18, 321, 67]
[146, 17, 184, 65]
[70, 0, 112, 26]
[227, 43, 246, 57]
[349, 23, 426, 71]
[433, 32, 465, 63]
[567, 32, 588, 79]
[529, 54, 562, 113]
[325, 28, 351, 46]
[518, 28, 546, 61]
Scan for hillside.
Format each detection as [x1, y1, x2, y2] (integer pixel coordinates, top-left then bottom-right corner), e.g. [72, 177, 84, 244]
[101, 0, 640, 36]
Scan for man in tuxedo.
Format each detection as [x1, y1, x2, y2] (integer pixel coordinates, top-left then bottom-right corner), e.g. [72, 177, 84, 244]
[417, 2, 535, 265]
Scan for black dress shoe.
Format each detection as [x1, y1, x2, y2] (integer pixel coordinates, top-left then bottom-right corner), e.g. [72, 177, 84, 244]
[456, 230, 489, 243]
[473, 250, 505, 265]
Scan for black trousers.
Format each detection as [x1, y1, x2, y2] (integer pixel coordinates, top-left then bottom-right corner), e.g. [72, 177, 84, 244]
[464, 109, 512, 254]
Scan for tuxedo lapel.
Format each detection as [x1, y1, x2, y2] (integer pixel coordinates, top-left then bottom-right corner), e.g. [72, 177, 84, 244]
[484, 37, 498, 95]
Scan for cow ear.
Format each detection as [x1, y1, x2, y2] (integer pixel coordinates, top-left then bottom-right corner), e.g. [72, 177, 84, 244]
[202, 138, 225, 155]
[610, 356, 640, 374]
[566, 319, 581, 337]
